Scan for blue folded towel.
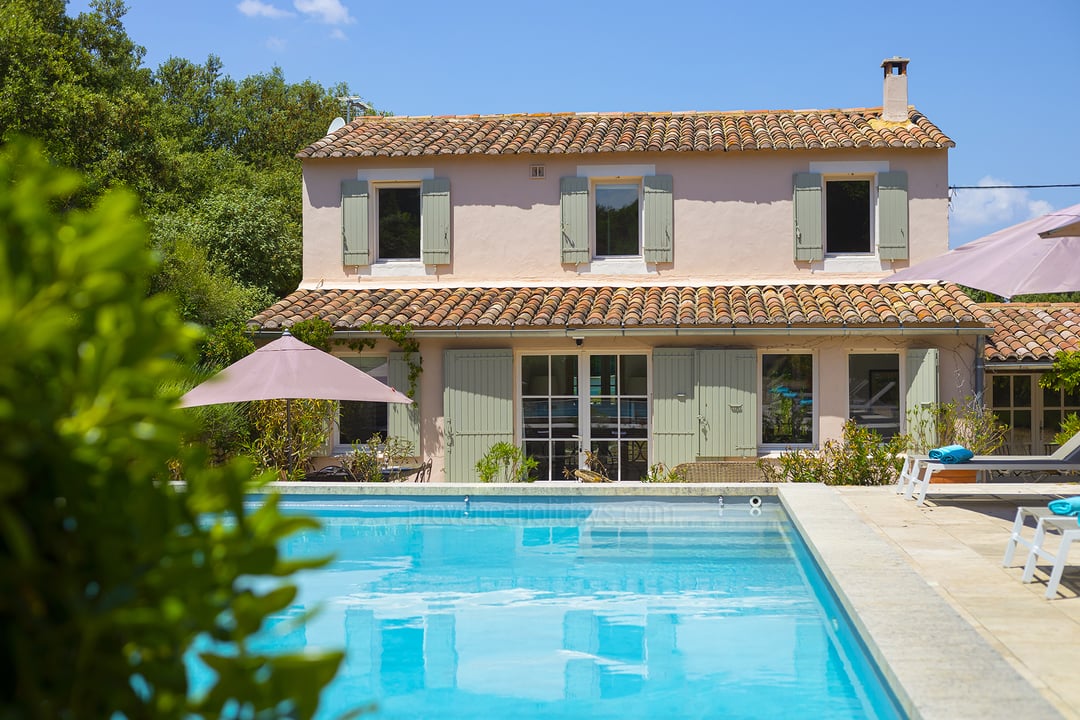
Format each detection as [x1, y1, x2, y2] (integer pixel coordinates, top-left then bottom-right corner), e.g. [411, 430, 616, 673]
[1048, 496, 1080, 517]
[928, 445, 974, 464]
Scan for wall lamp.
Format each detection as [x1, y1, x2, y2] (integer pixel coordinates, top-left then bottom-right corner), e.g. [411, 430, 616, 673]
[571, 336, 584, 346]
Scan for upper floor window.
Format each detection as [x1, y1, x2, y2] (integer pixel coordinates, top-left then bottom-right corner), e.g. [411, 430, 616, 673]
[341, 175, 450, 267]
[594, 182, 640, 257]
[560, 166, 672, 268]
[793, 168, 908, 263]
[825, 178, 872, 254]
[377, 185, 421, 260]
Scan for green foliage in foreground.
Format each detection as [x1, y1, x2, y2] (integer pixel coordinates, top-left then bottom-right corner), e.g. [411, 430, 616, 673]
[758, 421, 910, 486]
[0, 140, 345, 718]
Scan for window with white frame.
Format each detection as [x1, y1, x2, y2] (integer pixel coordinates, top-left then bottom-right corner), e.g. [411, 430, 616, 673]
[376, 185, 421, 260]
[338, 356, 388, 449]
[762, 353, 814, 445]
[560, 167, 673, 266]
[340, 174, 450, 267]
[825, 178, 872, 254]
[793, 167, 908, 263]
[847, 353, 900, 439]
[594, 181, 641, 257]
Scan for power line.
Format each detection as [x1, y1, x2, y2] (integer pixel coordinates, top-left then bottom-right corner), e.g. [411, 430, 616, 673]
[949, 183, 1080, 190]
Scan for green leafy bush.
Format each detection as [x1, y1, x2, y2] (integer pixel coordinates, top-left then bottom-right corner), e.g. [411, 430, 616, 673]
[906, 398, 1007, 455]
[0, 141, 343, 718]
[758, 421, 910, 485]
[1041, 350, 1080, 394]
[1055, 413, 1080, 446]
[476, 442, 538, 482]
[246, 398, 336, 480]
[642, 463, 687, 483]
[342, 433, 415, 482]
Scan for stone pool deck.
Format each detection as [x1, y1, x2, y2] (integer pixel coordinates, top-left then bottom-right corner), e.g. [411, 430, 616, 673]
[835, 482, 1080, 720]
[271, 480, 1080, 719]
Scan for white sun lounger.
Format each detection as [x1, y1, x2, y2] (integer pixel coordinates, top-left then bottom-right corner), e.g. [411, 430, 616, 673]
[1020, 512, 1080, 599]
[896, 430, 1080, 505]
[1000, 505, 1080, 599]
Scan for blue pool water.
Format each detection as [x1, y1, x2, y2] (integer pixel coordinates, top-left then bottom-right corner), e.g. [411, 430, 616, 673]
[244, 496, 903, 720]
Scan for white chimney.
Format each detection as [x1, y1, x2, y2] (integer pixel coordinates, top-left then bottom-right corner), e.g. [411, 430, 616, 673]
[881, 57, 910, 122]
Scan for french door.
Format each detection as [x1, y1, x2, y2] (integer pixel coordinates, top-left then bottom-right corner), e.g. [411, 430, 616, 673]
[522, 353, 649, 481]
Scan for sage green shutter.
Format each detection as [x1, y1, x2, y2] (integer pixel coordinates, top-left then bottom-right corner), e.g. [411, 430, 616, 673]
[905, 348, 939, 448]
[342, 179, 369, 265]
[643, 174, 674, 263]
[444, 349, 513, 483]
[388, 351, 420, 454]
[877, 171, 909, 260]
[421, 177, 451, 265]
[560, 176, 590, 264]
[793, 173, 823, 262]
[697, 349, 757, 457]
[652, 349, 696, 468]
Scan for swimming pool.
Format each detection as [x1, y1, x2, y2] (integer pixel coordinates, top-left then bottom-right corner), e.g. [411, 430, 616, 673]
[249, 495, 903, 719]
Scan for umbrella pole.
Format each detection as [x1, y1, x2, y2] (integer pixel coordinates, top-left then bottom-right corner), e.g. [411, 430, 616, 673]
[286, 398, 293, 477]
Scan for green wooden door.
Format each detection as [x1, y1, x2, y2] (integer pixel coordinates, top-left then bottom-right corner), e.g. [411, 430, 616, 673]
[697, 349, 757, 457]
[444, 349, 513, 483]
[652, 349, 696, 469]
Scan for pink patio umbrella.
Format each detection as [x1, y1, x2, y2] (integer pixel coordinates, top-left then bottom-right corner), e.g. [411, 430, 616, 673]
[180, 331, 411, 472]
[883, 203, 1080, 299]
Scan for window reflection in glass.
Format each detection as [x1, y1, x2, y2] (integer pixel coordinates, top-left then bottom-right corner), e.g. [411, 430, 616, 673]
[595, 184, 639, 257]
[762, 354, 813, 444]
[339, 356, 389, 445]
[825, 179, 871, 253]
[379, 187, 421, 260]
[522, 355, 579, 480]
[847, 354, 900, 440]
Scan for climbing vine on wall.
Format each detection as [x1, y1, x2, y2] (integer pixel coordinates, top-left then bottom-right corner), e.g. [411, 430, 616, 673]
[346, 322, 422, 398]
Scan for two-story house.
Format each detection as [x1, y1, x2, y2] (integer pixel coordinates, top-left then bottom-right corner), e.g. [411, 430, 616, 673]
[251, 58, 990, 482]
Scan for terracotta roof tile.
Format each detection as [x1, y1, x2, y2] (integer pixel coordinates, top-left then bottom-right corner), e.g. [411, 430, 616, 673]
[982, 304, 1080, 362]
[251, 283, 986, 333]
[298, 107, 953, 159]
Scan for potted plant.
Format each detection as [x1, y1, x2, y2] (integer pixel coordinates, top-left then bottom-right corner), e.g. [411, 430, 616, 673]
[906, 399, 1008, 483]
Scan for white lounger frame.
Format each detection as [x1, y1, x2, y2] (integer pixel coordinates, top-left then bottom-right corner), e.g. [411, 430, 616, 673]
[1002, 506, 1080, 599]
[896, 431, 1080, 505]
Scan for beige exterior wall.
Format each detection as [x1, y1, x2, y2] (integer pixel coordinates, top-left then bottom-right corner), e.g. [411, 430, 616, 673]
[301, 149, 949, 289]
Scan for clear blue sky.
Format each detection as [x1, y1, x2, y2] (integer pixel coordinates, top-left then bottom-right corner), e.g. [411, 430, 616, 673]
[69, 0, 1080, 248]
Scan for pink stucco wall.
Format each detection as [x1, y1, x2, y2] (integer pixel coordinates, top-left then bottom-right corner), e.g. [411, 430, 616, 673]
[301, 149, 949, 288]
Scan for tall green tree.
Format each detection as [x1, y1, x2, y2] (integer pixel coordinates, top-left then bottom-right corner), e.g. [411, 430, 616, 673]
[0, 0, 163, 198]
[1, 0, 380, 333]
[0, 139, 344, 718]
